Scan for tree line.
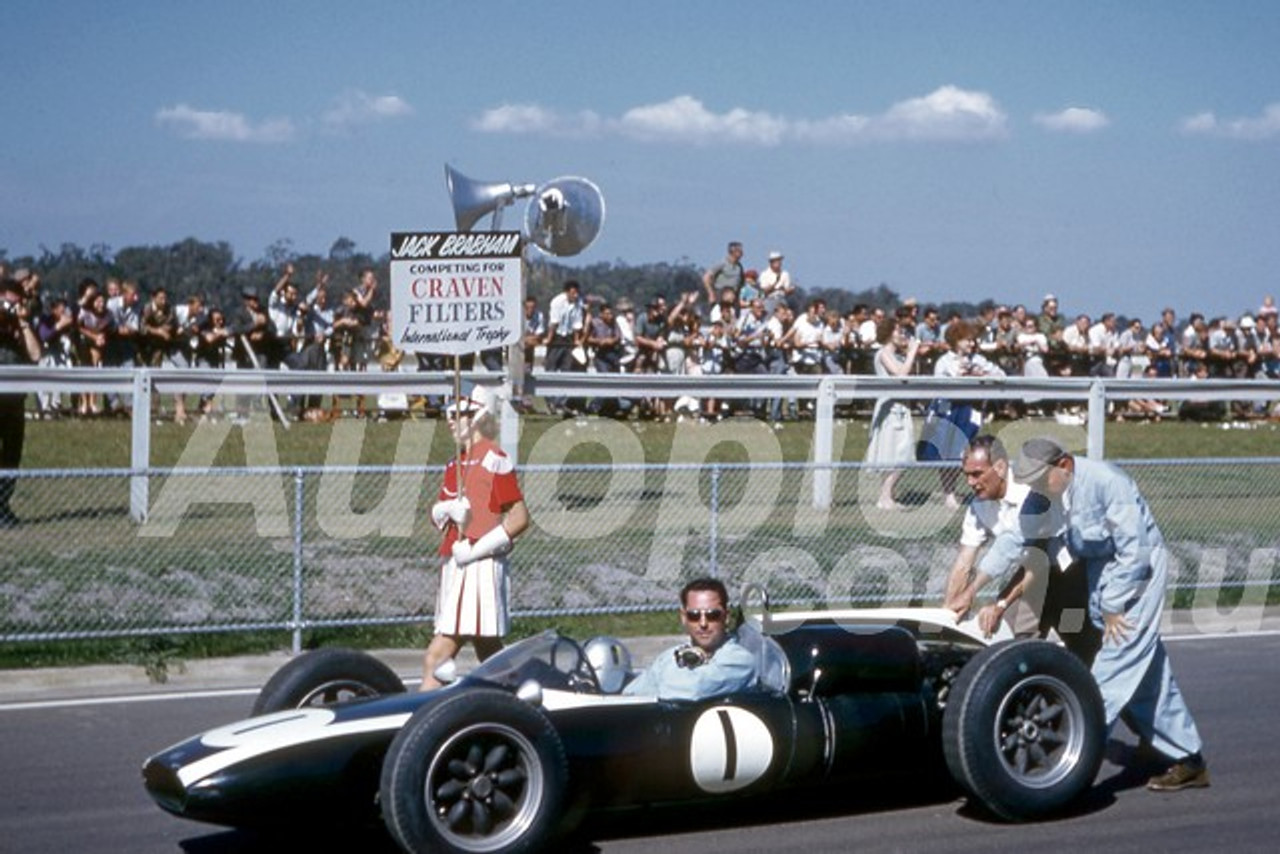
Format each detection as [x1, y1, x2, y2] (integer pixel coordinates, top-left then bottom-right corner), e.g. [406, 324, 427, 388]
[2, 237, 995, 319]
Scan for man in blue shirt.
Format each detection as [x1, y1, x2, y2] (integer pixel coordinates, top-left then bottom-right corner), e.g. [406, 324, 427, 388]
[623, 578, 756, 700]
[1009, 438, 1209, 792]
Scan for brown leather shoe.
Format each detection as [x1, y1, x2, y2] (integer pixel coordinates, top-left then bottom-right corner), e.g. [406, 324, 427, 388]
[1147, 760, 1210, 792]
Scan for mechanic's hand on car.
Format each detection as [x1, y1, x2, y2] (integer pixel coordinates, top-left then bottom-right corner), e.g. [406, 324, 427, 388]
[976, 603, 1005, 638]
[1102, 611, 1132, 646]
[945, 586, 975, 619]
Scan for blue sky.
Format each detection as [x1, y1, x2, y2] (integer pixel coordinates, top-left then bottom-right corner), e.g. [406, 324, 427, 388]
[4, 0, 1279, 320]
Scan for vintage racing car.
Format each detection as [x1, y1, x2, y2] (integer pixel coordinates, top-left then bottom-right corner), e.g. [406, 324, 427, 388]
[142, 592, 1106, 853]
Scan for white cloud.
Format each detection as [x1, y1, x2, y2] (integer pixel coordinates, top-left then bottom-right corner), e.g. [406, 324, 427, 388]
[471, 104, 602, 138]
[1180, 103, 1280, 140]
[615, 95, 788, 145]
[1034, 106, 1110, 134]
[155, 104, 294, 143]
[472, 87, 1007, 146]
[870, 86, 1008, 141]
[322, 90, 413, 127]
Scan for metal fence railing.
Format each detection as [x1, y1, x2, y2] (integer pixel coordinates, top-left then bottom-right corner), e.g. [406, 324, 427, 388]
[5, 367, 1280, 521]
[2, 458, 1277, 650]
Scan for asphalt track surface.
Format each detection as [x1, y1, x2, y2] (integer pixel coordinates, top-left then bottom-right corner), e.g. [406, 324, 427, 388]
[1, 633, 1275, 854]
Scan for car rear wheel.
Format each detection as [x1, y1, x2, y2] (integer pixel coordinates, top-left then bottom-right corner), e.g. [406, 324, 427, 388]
[380, 688, 568, 854]
[251, 648, 405, 715]
[942, 639, 1104, 821]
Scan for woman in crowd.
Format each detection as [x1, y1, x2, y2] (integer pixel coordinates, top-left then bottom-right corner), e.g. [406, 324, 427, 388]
[865, 317, 919, 511]
[76, 292, 112, 416]
[919, 320, 1005, 509]
[1146, 320, 1176, 378]
[1017, 317, 1049, 379]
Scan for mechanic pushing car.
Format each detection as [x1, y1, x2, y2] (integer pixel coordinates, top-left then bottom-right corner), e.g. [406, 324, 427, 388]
[965, 437, 1209, 792]
[421, 384, 530, 691]
[623, 577, 757, 700]
[944, 435, 1101, 664]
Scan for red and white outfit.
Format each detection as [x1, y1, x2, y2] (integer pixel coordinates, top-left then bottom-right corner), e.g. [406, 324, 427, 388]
[433, 437, 522, 637]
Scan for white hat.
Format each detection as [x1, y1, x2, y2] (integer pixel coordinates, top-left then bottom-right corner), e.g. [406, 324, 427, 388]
[1239, 315, 1256, 329]
[768, 251, 783, 261]
[448, 384, 494, 419]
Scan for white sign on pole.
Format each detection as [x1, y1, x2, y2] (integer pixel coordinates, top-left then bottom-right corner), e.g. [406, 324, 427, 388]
[388, 231, 523, 356]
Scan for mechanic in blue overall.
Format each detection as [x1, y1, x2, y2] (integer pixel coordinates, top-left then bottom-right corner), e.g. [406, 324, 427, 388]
[1010, 437, 1209, 792]
[944, 436, 1101, 665]
[623, 578, 757, 700]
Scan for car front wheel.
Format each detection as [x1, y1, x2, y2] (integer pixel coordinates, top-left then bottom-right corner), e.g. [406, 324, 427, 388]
[380, 688, 569, 854]
[942, 639, 1105, 821]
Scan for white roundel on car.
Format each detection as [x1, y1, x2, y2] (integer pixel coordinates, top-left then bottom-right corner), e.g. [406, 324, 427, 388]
[689, 706, 774, 793]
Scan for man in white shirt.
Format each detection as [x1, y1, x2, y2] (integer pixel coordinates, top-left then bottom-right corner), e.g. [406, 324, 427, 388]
[788, 299, 825, 374]
[944, 436, 1098, 662]
[1061, 313, 1092, 375]
[858, 307, 884, 356]
[543, 280, 586, 413]
[1114, 318, 1146, 379]
[104, 279, 142, 411]
[944, 436, 1040, 636]
[545, 281, 584, 356]
[1179, 313, 1207, 376]
[1086, 313, 1119, 376]
[757, 250, 794, 311]
[268, 265, 305, 356]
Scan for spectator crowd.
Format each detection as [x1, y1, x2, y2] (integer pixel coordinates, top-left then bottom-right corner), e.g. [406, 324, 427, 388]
[3, 244, 1278, 425]
[2, 261, 389, 423]
[530, 243, 1280, 424]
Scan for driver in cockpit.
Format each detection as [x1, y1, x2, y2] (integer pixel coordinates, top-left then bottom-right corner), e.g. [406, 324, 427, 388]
[622, 578, 756, 700]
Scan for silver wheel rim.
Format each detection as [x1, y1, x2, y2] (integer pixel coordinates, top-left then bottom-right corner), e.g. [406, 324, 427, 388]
[992, 674, 1086, 789]
[295, 678, 385, 707]
[425, 722, 544, 852]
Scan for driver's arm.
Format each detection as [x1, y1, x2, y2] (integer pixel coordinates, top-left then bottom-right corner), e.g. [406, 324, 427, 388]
[689, 642, 756, 697]
[621, 663, 659, 697]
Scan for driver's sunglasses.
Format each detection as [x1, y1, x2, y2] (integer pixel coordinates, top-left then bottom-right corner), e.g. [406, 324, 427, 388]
[683, 608, 725, 623]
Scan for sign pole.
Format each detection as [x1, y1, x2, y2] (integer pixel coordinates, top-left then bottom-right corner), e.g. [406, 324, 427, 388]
[452, 353, 464, 502]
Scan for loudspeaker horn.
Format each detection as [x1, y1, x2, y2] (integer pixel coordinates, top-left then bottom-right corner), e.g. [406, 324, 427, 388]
[445, 164, 536, 232]
[524, 176, 606, 257]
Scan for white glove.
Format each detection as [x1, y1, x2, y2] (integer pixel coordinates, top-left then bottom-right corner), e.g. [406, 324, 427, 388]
[451, 524, 512, 567]
[430, 497, 471, 530]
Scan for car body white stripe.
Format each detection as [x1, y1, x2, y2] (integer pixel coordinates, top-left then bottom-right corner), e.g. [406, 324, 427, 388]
[177, 711, 410, 787]
[763, 607, 1012, 645]
[538, 689, 657, 711]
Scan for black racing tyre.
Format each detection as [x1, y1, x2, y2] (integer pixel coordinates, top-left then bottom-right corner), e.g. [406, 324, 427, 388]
[251, 648, 406, 715]
[942, 639, 1105, 822]
[380, 688, 569, 854]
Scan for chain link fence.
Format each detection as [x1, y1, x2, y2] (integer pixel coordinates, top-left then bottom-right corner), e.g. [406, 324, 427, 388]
[2, 456, 1277, 647]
